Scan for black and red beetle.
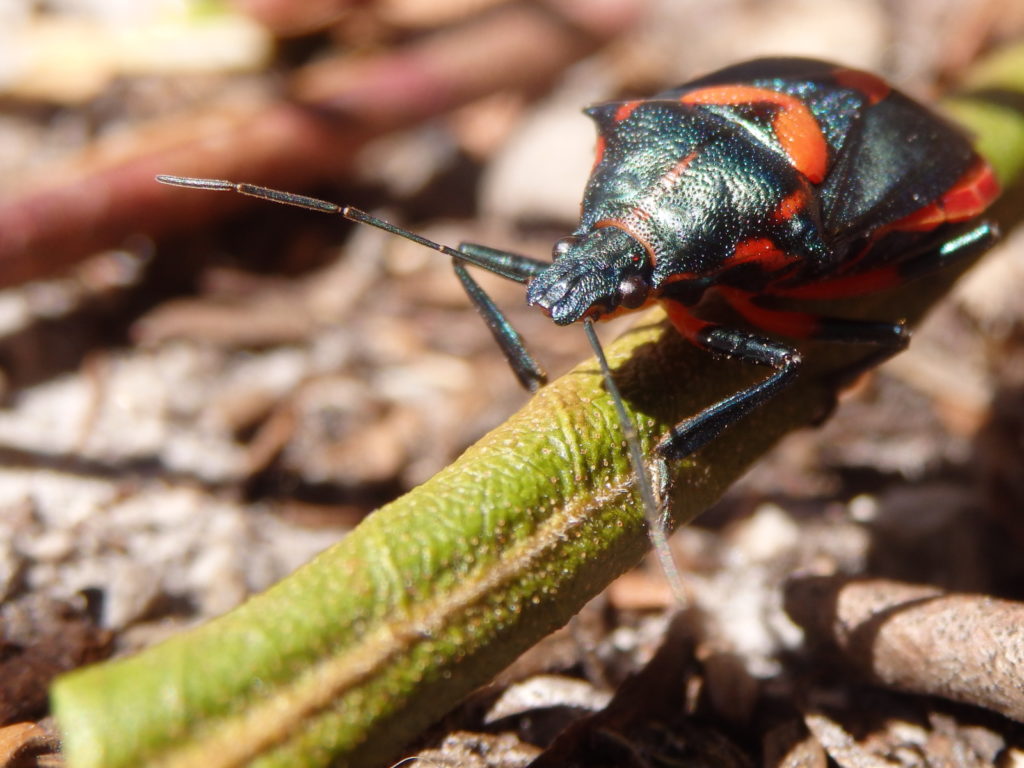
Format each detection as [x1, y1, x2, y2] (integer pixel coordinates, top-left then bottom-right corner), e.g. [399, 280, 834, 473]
[158, 57, 999, 536]
[524, 56, 1000, 459]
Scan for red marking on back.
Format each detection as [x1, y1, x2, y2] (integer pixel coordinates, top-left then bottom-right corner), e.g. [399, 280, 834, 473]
[609, 151, 699, 266]
[681, 85, 828, 183]
[717, 287, 820, 337]
[614, 101, 641, 123]
[772, 188, 808, 222]
[886, 159, 1000, 233]
[646, 150, 699, 202]
[832, 67, 890, 105]
[771, 159, 998, 302]
[722, 237, 797, 272]
[592, 135, 606, 171]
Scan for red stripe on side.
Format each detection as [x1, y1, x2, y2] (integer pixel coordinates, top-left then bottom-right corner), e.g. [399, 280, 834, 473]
[717, 287, 821, 338]
[832, 67, 890, 105]
[937, 160, 1000, 219]
[770, 266, 902, 300]
[681, 85, 828, 183]
[591, 135, 606, 171]
[885, 159, 1000, 233]
[658, 271, 701, 286]
[663, 301, 712, 345]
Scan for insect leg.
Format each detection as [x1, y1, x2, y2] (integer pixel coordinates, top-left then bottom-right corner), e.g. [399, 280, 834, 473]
[890, 220, 998, 282]
[717, 287, 914, 419]
[452, 260, 547, 391]
[658, 288, 914, 461]
[658, 306, 803, 461]
[451, 243, 558, 390]
[155, 176, 552, 390]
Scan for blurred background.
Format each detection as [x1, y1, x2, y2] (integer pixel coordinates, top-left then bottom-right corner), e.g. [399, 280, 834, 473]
[3, 0, 1024, 765]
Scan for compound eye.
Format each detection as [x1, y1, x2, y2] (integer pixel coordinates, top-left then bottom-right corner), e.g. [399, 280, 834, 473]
[617, 274, 649, 309]
[552, 236, 579, 260]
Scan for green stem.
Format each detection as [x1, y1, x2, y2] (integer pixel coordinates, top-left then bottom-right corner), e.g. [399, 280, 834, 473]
[52, 47, 1024, 768]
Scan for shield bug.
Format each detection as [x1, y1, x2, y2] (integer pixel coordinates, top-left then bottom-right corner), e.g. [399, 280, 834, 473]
[158, 57, 1000, 592]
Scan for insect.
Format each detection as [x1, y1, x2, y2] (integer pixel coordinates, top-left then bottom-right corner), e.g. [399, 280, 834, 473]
[158, 57, 1000, 594]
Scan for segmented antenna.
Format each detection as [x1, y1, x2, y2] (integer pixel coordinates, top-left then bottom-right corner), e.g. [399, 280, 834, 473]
[582, 320, 687, 603]
[156, 174, 688, 601]
[157, 175, 482, 267]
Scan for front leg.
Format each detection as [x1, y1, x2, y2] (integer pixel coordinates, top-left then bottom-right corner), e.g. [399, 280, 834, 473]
[657, 300, 911, 461]
[656, 318, 802, 460]
[451, 257, 547, 392]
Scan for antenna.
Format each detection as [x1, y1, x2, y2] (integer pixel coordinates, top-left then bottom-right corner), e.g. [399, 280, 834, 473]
[157, 174, 688, 602]
[157, 175, 496, 273]
[155, 174, 548, 389]
[583, 320, 687, 603]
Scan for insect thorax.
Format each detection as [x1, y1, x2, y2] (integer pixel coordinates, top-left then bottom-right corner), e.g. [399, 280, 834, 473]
[579, 101, 833, 291]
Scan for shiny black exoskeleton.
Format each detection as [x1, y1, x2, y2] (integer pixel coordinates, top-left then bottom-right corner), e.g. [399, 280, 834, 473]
[514, 57, 1000, 458]
[158, 57, 1001, 463]
[527, 58, 997, 334]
